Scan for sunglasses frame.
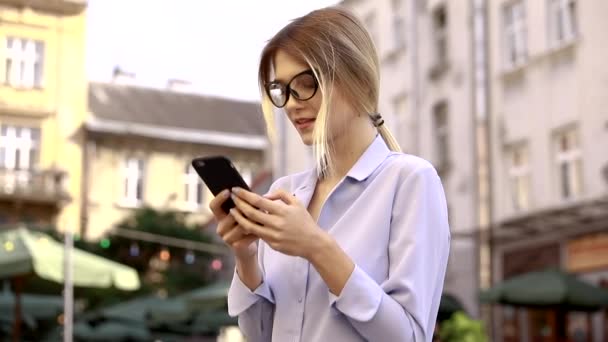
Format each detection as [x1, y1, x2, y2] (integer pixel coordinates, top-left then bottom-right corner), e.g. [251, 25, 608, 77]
[264, 69, 319, 108]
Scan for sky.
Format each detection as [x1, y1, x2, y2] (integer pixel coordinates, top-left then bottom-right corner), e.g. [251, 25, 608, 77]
[86, 0, 339, 101]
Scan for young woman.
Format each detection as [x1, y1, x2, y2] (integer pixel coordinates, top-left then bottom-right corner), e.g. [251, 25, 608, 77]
[209, 6, 451, 341]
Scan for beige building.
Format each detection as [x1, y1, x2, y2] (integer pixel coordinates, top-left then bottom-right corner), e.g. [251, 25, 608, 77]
[342, 0, 481, 318]
[488, 0, 608, 341]
[83, 77, 270, 240]
[0, 0, 88, 232]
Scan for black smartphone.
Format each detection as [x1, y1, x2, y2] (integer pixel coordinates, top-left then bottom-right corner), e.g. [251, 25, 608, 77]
[191, 156, 251, 214]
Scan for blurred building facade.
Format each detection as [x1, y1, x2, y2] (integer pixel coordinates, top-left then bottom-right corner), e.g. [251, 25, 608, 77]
[338, 0, 608, 340]
[0, 1, 88, 232]
[488, 0, 608, 340]
[84, 76, 270, 239]
[343, 0, 481, 319]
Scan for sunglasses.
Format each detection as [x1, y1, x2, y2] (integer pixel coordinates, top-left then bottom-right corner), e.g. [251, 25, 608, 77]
[265, 69, 319, 108]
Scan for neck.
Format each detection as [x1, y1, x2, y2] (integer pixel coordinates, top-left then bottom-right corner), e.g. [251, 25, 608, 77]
[323, 118, 377, 181]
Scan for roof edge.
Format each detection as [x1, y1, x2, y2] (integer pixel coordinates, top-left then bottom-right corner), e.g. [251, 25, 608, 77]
[85, 116, 268, 150]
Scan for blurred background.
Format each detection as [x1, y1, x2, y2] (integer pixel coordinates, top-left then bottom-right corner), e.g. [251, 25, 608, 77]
[0, 0, 606, 341]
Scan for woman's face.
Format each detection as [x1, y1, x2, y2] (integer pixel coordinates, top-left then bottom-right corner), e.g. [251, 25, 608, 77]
[272, 50, 354, 146]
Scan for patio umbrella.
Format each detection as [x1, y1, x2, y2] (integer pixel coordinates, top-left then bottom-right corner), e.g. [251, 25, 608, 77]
[73, 320, 151, 342]
[0, 227, 140, 340]
[479, 268, 608, 310]
[480, 268, 608, 341]
[144, 282, 238, 336]
[0, 285, 63, 321]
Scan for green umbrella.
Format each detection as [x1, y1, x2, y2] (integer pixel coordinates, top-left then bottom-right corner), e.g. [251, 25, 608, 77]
[0, 228, 139, 290]
[147, 281, 230, 324]
[190, 310, 238, 335]
[479, 268, 608, 311]
[0, 227, 140, 340]
[180, 281, 230, 310]
[0, 290, 63, 321]
[73, 320, 151, 341]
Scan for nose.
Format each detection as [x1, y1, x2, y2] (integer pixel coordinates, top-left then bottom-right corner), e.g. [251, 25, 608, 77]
[284, 90, 303, 112]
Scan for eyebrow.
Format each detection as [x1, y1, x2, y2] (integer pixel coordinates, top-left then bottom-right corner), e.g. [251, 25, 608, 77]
[271, 69, 311, 84]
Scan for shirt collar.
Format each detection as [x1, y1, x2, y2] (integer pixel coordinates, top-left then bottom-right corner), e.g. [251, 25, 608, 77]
[296, 134, 392, 194]
[346, 134, 391, 182]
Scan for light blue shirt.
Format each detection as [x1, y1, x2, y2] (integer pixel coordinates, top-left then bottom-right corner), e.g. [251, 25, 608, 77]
[228, 135, 451, 342]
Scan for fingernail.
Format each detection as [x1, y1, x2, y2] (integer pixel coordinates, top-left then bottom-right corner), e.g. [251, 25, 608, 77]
[229, 208, 235, 215]
[230, 193, 237, 202]
[231, 187, 240, 194]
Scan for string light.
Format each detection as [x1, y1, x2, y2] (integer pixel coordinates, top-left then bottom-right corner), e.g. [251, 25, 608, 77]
[4, 241, 14, 252]
[159, 248, 171, 261]
[129, 242, 140, 257]
[211, 258, 223, 271]
[184, 251, 195, 264]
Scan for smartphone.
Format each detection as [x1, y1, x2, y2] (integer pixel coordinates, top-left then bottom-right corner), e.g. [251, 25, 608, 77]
[191, 156, 251, 213]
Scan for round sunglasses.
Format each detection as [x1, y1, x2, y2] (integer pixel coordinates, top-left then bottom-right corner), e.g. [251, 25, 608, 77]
[265, 69, 319, 108]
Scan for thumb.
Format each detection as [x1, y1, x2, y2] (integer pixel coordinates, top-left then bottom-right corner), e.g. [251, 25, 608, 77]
[263, 189, 296, 205]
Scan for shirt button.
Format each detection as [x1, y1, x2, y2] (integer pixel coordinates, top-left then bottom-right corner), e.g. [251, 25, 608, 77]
[298, 298, 303, 303]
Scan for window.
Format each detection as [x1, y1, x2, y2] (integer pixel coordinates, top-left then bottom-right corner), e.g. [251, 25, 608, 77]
[548, 0, 577, 48]
[365, 12, 379, 47]
[555, 128, 582, 200]
[503, 1, 527, 69]
[508, 144, 530, 211]
[184, 164, 203, 208]
[0, 125, 40, 170]
[123, 157, 144, 204]
[433, 102, 449, 170]
[432, 5, 448, 67]
[392, 0, 406, 50]
[4, 37, 45, 88]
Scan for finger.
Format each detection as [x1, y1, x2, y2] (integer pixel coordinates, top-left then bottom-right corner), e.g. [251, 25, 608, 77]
[232, 193, 275, 226]
[229, 208, 274, 240]
[232, 188, 284, 214]
[209, 190, 231, 218]
[223, 226, 249, 245]
[231, 235, 259, 250]
[216, 214, 237, 237]
[263, 189, 297, 205]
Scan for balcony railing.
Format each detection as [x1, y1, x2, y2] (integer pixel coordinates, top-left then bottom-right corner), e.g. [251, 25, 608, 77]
[0, 0, 87, 15]
[0, 168, 71, 205]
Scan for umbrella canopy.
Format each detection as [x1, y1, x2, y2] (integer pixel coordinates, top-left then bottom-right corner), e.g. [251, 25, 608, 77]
[0, 228, 139, 290]
[180, 281, 230, 310]
[73, 320, 151, 341]
[479, 268, 608, 311]
[147, 281, 231, 324]
[0, 290, 63, 321]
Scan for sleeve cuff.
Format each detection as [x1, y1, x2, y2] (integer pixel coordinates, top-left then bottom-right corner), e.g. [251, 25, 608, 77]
[228, 268, 275, 316]
[328, 264, 383, 322]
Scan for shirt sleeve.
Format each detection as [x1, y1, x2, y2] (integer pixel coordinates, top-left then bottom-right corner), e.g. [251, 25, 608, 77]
[227, 242, 275, 342]
[226, 177, 288, 341]
[328, 166, 451, 342]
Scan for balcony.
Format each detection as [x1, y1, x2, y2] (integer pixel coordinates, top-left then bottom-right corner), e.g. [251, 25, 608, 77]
[0, 0, 87, 15]
[0, 168, 71, 206]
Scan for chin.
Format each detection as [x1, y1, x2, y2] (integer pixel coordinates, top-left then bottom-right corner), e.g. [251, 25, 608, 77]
[300, 135, 314, 146]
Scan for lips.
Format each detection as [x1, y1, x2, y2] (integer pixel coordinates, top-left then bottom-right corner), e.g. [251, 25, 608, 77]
[294, 118, 315, 130]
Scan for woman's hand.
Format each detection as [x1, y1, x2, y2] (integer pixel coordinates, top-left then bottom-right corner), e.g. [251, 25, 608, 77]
[229, 187, 324, 259]
[209, 190, 258, 260]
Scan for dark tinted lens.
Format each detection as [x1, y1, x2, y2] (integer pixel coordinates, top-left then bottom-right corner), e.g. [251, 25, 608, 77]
[290, 73, 317, 101]
[267, 83, 287, 107]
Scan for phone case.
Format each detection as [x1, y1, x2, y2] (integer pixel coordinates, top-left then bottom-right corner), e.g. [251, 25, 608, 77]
[191, 156, 250, 213]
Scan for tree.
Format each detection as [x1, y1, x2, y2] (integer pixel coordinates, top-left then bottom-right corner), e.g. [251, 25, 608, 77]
[439, 312, 488, 342]
[72, 207, 219, 308]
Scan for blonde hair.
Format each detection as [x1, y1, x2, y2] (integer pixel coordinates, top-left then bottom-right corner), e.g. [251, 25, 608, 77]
[258, 6, 401, 177]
